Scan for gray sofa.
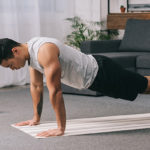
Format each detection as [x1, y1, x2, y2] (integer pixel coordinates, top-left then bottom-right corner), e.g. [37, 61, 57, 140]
[81, 19, 150, 75]
[62, 19, 150, 96]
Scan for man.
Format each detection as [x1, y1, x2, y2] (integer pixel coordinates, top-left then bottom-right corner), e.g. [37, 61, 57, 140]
[0, 37, 150, 137]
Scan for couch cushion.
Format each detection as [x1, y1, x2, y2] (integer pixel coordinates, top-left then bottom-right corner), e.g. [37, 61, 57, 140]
[137, 69, 150, 76]
[119, 19, 150, 52]
[136, 54, 150, 69]
[80, 40, 121, 54]
[92, 52, 150, 68]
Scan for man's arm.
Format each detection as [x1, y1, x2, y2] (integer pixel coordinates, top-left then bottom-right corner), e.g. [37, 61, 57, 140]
[37, 43, 66, 137]
[15, 67, 43, 126]
[30, 67, 44, 123]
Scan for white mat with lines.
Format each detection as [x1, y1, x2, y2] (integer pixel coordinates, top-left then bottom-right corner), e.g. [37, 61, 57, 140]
[11, 113, 150, 138]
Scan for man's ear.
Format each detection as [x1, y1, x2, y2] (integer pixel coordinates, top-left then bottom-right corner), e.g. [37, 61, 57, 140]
[11, 47, 18, 55]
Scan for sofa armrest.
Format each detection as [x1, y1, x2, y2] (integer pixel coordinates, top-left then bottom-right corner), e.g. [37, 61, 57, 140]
[80, 40, 122, 54]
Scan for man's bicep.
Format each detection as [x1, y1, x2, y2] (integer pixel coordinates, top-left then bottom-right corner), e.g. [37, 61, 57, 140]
[38, 43, 61, 91]
[44, 61, 62, 92]
[29, 67, 43, 86]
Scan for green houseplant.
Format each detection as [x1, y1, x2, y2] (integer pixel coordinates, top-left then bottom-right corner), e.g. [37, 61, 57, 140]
[120, 5, 126, 13]
[65, 16, 119, 49]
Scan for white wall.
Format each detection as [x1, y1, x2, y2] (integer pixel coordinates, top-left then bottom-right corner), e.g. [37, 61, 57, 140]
[100, 0, 150, 20]
[130, 0, 150, 4]
[100, 0, 126, 20]
[74, 0, 100, 22]
[100, 0, 150, 39]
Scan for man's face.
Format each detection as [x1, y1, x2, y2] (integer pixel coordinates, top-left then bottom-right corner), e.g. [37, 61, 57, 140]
[1, 55, 26, 70]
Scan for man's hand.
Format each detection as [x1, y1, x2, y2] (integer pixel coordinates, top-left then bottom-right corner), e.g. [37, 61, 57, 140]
[36, 128, 64, 137]
[15, 119, 40, 126]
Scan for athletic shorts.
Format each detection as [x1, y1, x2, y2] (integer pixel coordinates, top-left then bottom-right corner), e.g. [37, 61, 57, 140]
[88, 55, 148, 101]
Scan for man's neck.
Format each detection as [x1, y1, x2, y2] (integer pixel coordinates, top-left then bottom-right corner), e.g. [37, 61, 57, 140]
[21, 43, 30, 61]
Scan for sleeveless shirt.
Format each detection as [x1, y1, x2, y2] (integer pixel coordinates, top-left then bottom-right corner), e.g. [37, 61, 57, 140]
[27, 37, 98, 89]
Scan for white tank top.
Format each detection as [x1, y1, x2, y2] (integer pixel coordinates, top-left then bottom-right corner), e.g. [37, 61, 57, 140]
[27, 37, 98, 89]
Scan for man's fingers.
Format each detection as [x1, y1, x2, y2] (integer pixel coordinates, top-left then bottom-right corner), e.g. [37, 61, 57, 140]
[36, 129, 63, 137]
[15, 121, 29, 126]
[37, 131, 53, 137]
[15, 120, 39, 126]
[29, 121, 39, 126]
[37, 131, 47, 137]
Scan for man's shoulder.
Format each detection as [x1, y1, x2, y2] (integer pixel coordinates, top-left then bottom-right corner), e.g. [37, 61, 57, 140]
[38, 43, 59, 58]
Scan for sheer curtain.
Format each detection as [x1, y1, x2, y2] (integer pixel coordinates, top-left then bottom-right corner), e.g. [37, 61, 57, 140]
[0, 0, 100, 88]
[0, 0, 74, 87]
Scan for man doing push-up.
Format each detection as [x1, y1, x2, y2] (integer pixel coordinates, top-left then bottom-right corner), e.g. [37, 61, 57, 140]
[0, 37, 150, 137]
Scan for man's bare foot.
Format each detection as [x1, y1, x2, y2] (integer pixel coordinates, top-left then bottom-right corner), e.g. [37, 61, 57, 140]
[144, 76, 150, 94]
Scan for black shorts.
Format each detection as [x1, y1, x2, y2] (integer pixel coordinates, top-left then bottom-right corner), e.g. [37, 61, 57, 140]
[88, 55, 148, 101]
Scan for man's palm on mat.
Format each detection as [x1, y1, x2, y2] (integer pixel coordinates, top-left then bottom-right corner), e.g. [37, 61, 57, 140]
[15, 120, 64, 137]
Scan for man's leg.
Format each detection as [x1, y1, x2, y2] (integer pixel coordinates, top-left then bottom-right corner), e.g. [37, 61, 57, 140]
[143, 76, 150, 94]
[89, 55, 148, 101]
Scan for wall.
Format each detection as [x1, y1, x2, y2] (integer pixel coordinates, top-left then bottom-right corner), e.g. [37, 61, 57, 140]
[100, 0, 150, 39]
[100, 0, 150, 20]
[74, 0, 100, 22]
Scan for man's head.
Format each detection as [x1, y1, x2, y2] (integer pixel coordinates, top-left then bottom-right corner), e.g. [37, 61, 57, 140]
[0, 38, 28, 70]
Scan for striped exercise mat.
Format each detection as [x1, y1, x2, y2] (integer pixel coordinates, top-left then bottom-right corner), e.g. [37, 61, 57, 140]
[11, 113, 150, 138]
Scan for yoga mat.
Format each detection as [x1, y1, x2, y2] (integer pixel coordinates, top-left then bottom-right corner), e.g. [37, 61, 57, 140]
[11, 113, 150, 138]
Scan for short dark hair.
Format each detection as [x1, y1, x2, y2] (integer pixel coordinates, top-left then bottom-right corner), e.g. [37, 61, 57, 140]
[0, 38, 21, 64]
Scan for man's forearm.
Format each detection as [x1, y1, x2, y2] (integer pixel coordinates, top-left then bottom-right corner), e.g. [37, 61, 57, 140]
[50, 91, 66, 131]
[30, 84, 43, 121]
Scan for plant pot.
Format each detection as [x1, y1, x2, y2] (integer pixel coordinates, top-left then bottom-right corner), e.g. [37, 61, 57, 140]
[120, 7, 126, 13]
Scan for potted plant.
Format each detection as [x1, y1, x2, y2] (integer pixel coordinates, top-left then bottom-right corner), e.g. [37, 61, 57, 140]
[120, 5, 126, 13]
[65, 16, 119, 49]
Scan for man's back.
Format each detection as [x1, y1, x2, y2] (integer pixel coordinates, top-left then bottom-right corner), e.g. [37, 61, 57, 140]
[27, 37, 98, 89]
